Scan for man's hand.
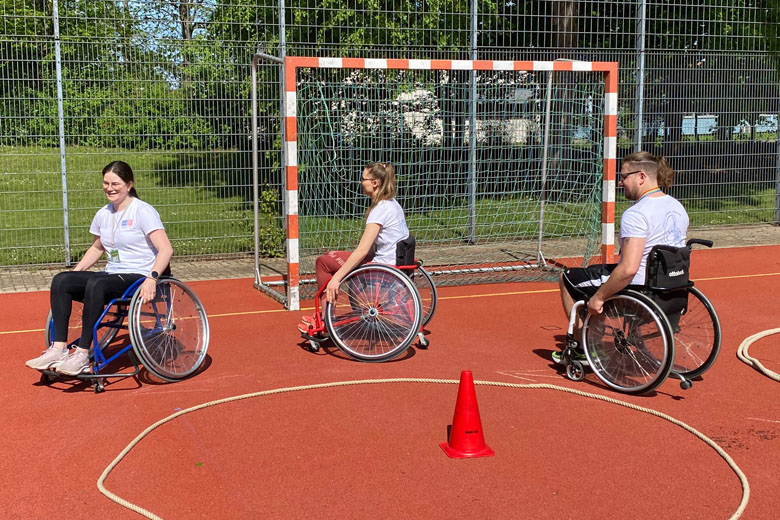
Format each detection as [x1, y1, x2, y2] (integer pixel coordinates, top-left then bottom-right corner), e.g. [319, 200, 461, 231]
[588, 294, 605, 315]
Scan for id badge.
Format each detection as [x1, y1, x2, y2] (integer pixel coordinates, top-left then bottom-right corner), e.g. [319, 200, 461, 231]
[109, 249, 121, 263]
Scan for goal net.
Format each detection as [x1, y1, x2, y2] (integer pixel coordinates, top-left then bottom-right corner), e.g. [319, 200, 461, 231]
[261, 57, 617, 310]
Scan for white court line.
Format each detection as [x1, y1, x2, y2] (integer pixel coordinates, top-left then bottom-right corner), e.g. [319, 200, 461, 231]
[747, 417, 780, 425]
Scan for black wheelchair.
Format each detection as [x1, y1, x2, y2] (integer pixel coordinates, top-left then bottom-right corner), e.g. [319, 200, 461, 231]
[301, 235, 438, 362]
[561, 239, 721, 394]
[40, 268, 210, 393]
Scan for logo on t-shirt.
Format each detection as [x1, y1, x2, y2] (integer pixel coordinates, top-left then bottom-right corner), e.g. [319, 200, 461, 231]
[121, 219, 134, 228]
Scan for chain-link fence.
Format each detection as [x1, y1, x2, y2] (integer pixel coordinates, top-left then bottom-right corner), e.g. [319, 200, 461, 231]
[2, 1, 778, 268]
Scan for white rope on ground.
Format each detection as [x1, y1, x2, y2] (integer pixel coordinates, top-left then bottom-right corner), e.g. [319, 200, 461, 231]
[97, 378, 750, 520]
[737, 328, 780, 382]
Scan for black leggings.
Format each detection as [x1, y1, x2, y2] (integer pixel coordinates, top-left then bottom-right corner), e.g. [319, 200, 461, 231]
[50, 271, 145, 348]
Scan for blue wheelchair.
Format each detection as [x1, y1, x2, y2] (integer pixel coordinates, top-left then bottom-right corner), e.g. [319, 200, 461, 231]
[40, 270, 210, 393]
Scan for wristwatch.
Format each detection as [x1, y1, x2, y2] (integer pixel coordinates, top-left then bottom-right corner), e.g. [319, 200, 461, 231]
[149, 271, 159, 280]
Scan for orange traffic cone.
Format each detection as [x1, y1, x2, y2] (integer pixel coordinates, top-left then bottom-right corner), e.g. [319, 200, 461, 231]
[440, 370, 495, 458]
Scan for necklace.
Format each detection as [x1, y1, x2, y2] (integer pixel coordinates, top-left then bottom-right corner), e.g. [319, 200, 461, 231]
[637, 187, 662, 201]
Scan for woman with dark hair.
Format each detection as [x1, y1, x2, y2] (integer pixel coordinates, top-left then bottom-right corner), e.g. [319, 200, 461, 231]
[26, 161, 174, 376]
[298, 162, 409, 332]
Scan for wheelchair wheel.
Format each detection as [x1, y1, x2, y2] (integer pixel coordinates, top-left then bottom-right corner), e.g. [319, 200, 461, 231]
[414, 265, 438, 326]
[325, 264, 422, 362]
[672, 286, 721, 379]
[128, 278, 209, 382]
[583, 290, 674, 394]
[45, 301, 119, 350]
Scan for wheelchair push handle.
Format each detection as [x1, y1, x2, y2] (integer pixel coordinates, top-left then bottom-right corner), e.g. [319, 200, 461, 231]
[686, 238, 714, 250]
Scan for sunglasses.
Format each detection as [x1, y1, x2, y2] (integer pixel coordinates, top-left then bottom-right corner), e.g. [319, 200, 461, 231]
[617, 170, 643, 182]
[360, 175, 375, 182]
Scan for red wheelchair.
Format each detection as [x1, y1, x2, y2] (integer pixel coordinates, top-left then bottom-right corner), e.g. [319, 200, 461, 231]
[300, 236, 437, 362]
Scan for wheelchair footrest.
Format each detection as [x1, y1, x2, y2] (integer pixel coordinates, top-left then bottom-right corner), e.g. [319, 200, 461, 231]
[301, 331, 327, 342]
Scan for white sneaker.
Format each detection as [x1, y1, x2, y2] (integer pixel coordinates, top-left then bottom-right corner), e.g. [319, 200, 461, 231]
[55, 350, 90, 376]
[25, 347, 68, 370]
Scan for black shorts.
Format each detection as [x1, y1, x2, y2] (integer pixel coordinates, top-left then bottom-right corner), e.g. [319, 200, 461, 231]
[561, 264, 618, 301]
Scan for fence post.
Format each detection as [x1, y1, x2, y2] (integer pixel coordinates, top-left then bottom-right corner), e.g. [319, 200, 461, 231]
[633, 0, 647, 152]
[53, 0, 71, 265]
[279, 0, 287, 231]
[775, 132, 780, 225]
[537, 72, 554, 264]
[467, 0, 477, 244]
[251, 53, 261, 286]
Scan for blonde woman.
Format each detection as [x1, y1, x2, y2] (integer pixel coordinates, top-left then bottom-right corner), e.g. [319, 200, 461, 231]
[299, 162, 409, 332]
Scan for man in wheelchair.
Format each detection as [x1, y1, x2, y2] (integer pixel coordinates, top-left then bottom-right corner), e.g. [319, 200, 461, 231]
[553, 151, 689, 364]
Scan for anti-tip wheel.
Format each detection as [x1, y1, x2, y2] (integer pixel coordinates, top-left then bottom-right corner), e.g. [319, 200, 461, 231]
[308, 340, 320, 352]
[680, 378, 693, 390]
[417, 332, 429, 349]
[566, 360, 585, 381]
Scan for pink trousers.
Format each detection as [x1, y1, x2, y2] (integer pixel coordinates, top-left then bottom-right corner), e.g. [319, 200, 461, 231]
[315, 250, 374, 290]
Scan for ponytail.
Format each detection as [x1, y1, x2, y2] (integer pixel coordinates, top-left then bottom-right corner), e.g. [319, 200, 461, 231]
[656, 156, 674, 188]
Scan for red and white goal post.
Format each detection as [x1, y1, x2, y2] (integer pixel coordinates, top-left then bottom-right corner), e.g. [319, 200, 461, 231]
[259, 57, 618, 310]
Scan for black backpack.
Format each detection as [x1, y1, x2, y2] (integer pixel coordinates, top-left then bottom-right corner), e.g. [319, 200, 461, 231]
[643, 244, 692, 328]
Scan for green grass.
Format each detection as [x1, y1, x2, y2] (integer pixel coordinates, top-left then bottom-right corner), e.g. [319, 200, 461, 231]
[299, 196, 602, 255]
[755, 131, 778, 142]
[2, 145, 777, 266]
[616, 187, 776, 227]
[0, 146, 281, 265]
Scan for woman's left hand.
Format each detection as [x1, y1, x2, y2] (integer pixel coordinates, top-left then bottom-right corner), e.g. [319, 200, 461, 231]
[325, 277, 341, 303]
[140, 276, 158, 302]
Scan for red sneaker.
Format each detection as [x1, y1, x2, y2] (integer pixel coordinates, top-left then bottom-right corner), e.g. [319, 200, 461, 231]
[300, 314, 318, 326]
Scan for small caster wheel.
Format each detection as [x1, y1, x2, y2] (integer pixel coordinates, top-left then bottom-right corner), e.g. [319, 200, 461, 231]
[39, 372, 52, 385]
[566, 360, 585, 381]
[94, 380, 105, 393]
[417, 332, 429, 349]
[308, 340, 320, 352]
[680, 379, 692, 390]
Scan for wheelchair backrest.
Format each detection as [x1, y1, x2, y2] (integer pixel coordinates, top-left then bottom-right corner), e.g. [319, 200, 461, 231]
[645, 244, 690, 290]
[395, 235, 416, 274]
[643, 244, 691, 325]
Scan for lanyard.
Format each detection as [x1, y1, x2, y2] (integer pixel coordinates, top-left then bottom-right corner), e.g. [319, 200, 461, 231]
[110, 199, 133, 249]
[637, 187, 662, 202]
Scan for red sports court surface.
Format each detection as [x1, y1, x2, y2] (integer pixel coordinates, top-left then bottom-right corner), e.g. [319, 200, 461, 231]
[2, 245, 779, 519]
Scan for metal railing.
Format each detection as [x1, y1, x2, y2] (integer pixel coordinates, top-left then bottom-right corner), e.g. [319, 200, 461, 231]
[1, 0, 778, 267]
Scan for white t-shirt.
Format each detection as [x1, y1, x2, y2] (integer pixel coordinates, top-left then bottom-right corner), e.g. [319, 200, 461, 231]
[366, 199, 409, 264]
[619, 194, 689, 285]
[90, 198, 165, 275]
